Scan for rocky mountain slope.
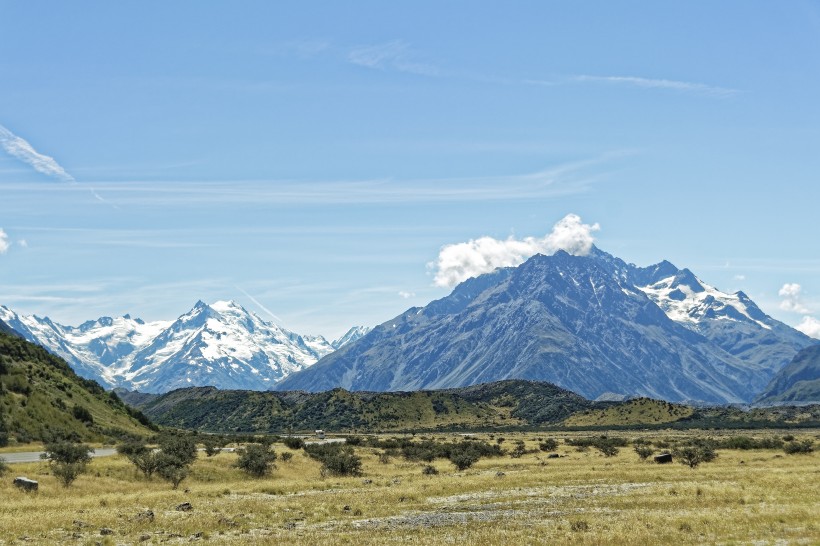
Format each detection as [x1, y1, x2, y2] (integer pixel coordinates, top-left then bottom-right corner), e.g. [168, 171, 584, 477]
[754, 344, 820, 404]
[0, 301, 368, 393]
[275, 248, 813, 403]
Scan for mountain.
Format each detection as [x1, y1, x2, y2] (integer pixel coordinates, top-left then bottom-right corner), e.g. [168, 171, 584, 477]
[0, 329, 155, 444]
[754, 344, 820, 404]
[275, 248, 814, 403]
[332, 326, 372, 349]
[0, 301, 366, 393]
[0, 318, 19, 337]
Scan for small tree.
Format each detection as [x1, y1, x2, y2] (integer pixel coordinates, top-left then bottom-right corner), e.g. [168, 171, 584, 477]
[539, 439, 559, 452]
[236, 443, 277, 478]
[595, 443, 619, 457]
[154, 435, 197, 489]
[450, 451, 479, 471]
[634, 445, 654, 460]
[118, 439, 161, 478]
[203, 436, 224, 457]
[42, 440, 93, 487]
[673, 445, 717, 469]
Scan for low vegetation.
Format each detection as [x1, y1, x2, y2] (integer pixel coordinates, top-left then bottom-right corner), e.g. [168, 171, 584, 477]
[1, 430, 817, 544]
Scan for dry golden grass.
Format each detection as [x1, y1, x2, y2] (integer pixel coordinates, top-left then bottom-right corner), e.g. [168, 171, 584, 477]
[1, 431, 818, 545]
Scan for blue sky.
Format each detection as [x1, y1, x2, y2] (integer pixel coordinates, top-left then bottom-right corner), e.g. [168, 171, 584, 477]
[1, 1, 818, 339]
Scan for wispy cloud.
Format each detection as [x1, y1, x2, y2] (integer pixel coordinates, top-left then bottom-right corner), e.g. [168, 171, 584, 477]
[429, 213, 601, 288]
[398, 291, 415, 299]
[347, 40, 440, 76]
[235, 286, 283, 323]
[0, 228, 9, 254]
[0, 124, 75, 182]
[526, 75, 738, 97]
[71, 152, 623, 208]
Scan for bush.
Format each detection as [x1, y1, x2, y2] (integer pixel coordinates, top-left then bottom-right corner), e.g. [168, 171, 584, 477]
[539, 439, 558, 452]
[595, 443, 619, 457]
[42, 440, 93, 487]
[673, 445, 717, 469]
[203, 436, 224, 457]
[71, 405, 93, 424]
[450, 450, 479, 471]
[282, 436, 305, 450]
[305, 444, 362, 477]
[0, 456, 8, 476]
[280, 452, 293, 463]
[634, 445, 654, 460]
[236, 443, 277, 477]
[422, 464, 439, 475]
[783, 439, 814, 454]
[156, 459, 189, 489]
[510, 441, 527, 458]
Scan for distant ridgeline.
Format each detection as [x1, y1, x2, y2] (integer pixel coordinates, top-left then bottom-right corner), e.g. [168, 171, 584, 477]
[119, 381, 820, 434]
[0, 329, 156, 445]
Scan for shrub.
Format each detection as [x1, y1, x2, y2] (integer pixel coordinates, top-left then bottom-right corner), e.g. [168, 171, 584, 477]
[305, 444, 362, 477]
[203, 436, 224, 457]
[673, 445, 717, 469]
[539, 439, 559, 452]
[634, 445, 654, 460]
[71, 405, 93, 424]
[422, 464, 439, 475]
[280, 452, 293, 463]
[450, 451, 479, 471]
[282, 436, 305, 450]
[42, 440, 93, 487]
[236, 443, 277, 478]
[156, 459, 189, 489]
[595, 443, 619, 457]
[783, 439, 814, 454]
[378, 451, 391, 464]
[510, 441, 527, 458]
[0, 456, 8, 476]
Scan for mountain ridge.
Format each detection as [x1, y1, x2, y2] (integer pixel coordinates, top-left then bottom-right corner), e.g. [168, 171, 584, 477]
[275, 247, 813, 403]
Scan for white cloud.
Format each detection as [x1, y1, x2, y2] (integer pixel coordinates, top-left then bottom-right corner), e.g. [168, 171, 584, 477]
[796, 316, 820, 339]
[431, 214, 600, 288]
[733, 274, 746, 281]
[398, 291, 415, 299]
[569, 75, 738, 97]
[0, 124, 75, 182]
[779, 283, 810, 314]
[0, 229, 9, 254]
[18, 239, 28, 248]
[347, 41, 439, 76]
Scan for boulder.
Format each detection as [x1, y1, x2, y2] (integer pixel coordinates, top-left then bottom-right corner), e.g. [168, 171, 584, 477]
[654, 453, 673, 464]
[13, 477, 38, 492]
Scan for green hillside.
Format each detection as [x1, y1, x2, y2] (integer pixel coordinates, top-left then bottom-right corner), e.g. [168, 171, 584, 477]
[0, 330, 156, 446]
[127, 380, 592, 433]
[755, 344, 820, 404]
[562, 398, 695, 426]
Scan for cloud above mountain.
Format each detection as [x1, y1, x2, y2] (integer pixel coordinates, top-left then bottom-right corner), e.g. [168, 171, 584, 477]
[796, 316, 820, 339]
[779, 283, 810, 314]
[431, 213, 600, 288]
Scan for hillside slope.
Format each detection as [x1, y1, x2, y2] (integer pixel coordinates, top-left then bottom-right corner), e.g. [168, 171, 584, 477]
[755, 344, 820, 404]
[0, 330, 155, 445]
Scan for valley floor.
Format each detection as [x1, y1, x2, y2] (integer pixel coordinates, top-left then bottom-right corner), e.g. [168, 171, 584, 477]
[1, 430, 818, 545]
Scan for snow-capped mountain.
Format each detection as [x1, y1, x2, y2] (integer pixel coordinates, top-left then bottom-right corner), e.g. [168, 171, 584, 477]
[276, 247, 814, 403]
[332, 326, 372, 349]
[0, 301, 365, 393]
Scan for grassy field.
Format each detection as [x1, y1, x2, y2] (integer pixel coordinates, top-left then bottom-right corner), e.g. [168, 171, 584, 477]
[1, 430, 818, 545]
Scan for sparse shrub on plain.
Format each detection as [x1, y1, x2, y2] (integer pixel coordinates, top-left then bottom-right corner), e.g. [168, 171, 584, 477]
[153, 435, 198, 489]
[305, 443, 362, 477]
[783, 439, 814, 454]
[41, 439, 93, 487]
[450, 450, 479, 471]
[673, 445, 717, 469]
[235, 443, 277, 477]
[378, 451, 391, 464]
[0, 456, 8, 476]
[539, 439, 558, 452]
[280, 452, 293, 463]
[510, 440, 526, 458]
[282, 437, 305, 450]
[422, 464, 438, 475]
[203, 436, 225, 457]
[634, 445, 654, 460]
